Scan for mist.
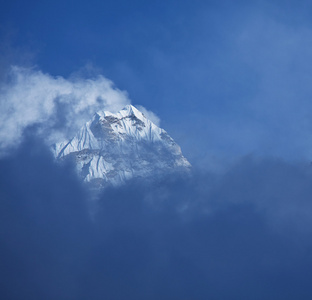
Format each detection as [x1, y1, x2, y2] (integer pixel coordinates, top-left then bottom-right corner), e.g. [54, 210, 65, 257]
[1, 133, 312, 299]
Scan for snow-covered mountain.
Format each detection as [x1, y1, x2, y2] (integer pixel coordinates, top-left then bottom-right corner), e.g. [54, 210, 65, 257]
[52, 105, 190, 188]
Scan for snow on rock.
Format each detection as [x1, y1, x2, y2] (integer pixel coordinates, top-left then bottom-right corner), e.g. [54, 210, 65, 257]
[52, 105, 191, 188]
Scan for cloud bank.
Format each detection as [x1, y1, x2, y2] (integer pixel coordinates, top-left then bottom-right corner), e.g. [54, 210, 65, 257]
[1, 134, 312, 299]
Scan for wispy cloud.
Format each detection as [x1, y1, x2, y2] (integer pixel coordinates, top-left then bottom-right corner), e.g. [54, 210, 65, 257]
[0, 66, 131, 153]
[136, 105, 160, 126]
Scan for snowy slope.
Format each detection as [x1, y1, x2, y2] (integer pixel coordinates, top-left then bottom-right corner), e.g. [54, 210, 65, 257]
[53, 105, 190, 187]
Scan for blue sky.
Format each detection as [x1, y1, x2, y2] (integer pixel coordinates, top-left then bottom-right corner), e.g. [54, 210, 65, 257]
[3, 1, 312, 299]
[2, 0, 312, 167]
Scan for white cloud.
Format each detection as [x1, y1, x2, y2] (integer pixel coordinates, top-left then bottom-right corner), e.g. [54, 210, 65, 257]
[0, 66, 131, 153]
[136, 105, 160, 126]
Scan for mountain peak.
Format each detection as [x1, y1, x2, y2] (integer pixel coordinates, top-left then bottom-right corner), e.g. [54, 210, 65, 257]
[95, 104, 145, 124]
[122, 104, 139, 114]
[53, 105, 190, 188]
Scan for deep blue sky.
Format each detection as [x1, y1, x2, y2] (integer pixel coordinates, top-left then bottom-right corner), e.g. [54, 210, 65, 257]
[2, 0, 312, 166]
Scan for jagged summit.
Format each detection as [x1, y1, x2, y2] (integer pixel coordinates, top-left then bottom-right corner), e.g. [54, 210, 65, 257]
[53, 105, 190, 188]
